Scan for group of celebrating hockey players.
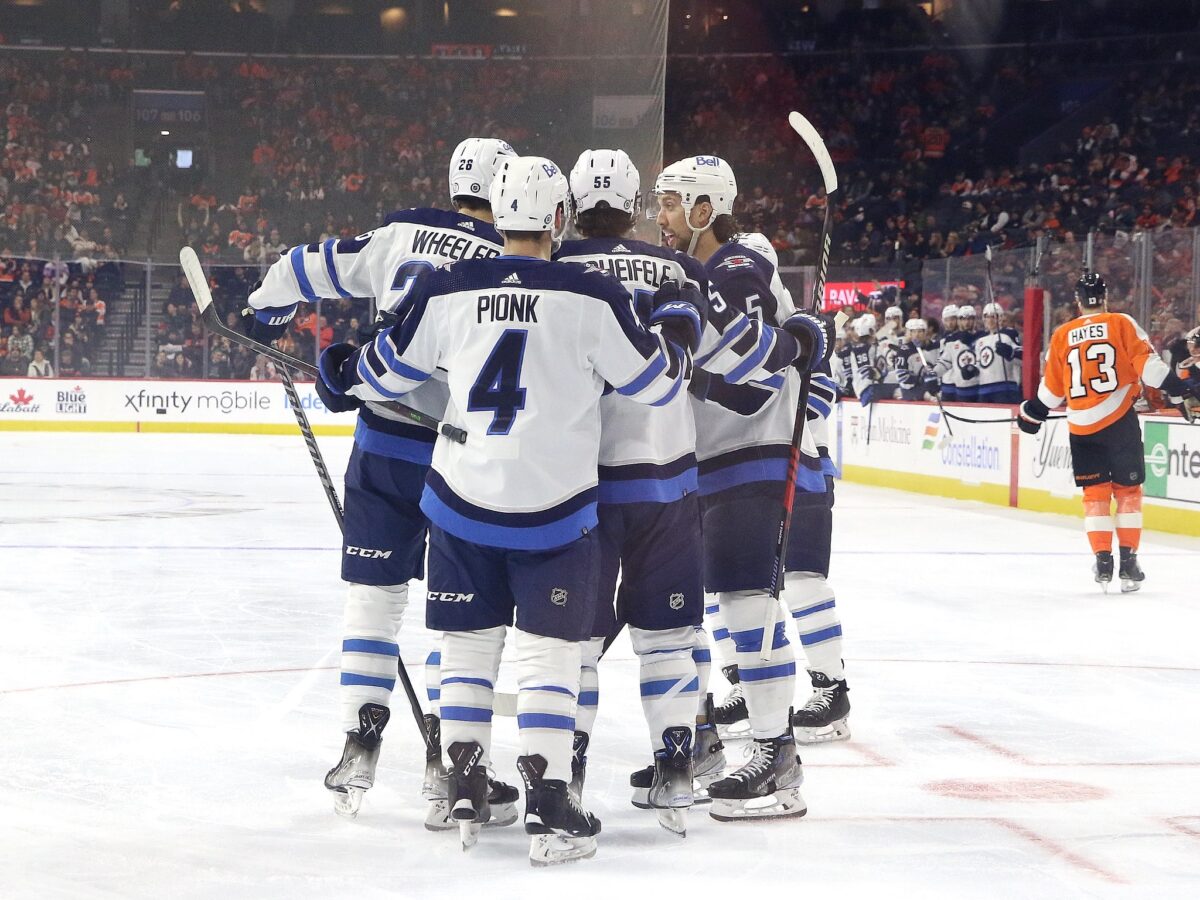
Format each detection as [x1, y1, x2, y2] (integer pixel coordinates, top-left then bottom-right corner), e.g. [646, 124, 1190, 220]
[244, 139, 853, 866]
[833, 298, 1024, 405]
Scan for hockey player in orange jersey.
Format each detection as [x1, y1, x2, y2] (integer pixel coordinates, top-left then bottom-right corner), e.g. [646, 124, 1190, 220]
[1018, 273, 1200, 591]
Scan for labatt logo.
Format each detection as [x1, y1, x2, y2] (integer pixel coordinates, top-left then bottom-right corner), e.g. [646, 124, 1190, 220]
[0, 387, 40, 414]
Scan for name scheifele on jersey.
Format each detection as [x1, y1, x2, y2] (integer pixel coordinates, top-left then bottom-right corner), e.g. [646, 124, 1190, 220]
[585, 255, 677, 292]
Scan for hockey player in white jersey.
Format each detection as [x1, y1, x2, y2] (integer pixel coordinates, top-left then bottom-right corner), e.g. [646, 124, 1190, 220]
[315, 155, 706, 865]
[976, 302, 1022, 403]
[553, 150, 828, 834]
[245, 137, 519, 823]
[874, 306, 906, 398]
[952, 304, 985, 402]
[654, 155, 846, 820]
[843, 313, 882, 404]
[896, 318, 940, 400]
[936, 303, 961, 400]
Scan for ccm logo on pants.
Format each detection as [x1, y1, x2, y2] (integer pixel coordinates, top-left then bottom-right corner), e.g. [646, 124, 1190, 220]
[345, 546, 393, 559]
[428, 592, 475, 603]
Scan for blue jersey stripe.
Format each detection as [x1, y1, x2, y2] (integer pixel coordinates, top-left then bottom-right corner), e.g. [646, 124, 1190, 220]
[289, 245, 318, 301]
[420, 486, 598, 551]
[578, 690, 600, 706]
[616, 352, 668, 397]
[354, 418, 434, 465]
[524, 684, 575, 697]
[695, 314, 750, 367]
[441, 705, 493, 723]
[596, 467, 698, 505]
[340, 672, 396, 690]
[516, 712, 575, 731]
[738, 661, 796, 683]
[322, 239, 353, 298]
[640, 676, 700, 697]
[724, 327, 774, 383]
[374, 332, 432, 383]
[698, 458, 827, 497]
[442, 676, 494, 689]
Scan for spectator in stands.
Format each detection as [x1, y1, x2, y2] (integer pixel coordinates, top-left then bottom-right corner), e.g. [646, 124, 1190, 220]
[27, 347, 53, 377]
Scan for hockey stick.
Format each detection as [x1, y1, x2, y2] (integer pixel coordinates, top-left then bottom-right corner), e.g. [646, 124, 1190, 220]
[761, 111, 838, 661]
[179, 247, 437, 756]
[178, 247, 467, 445]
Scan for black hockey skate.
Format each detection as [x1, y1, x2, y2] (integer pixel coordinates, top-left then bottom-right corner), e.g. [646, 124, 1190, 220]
[708, 729, 806, 822]
[447, 741, 491, 850]
[1119, 547, 1145, 593]
[713, 665, 750, 740]
[422, 713, 447, 800]
[325, 703, 390, 819]
[518, 753, 601, 867]
[650, 727, 694, 836]
[692, 694, 726, 801]
[570, 730, 589, 801]
[791, 671, 851, 743]
[1094, 550, 1115, 591]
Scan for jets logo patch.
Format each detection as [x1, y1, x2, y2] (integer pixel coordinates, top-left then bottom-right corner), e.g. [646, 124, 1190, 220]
[718, 255, 755, 271]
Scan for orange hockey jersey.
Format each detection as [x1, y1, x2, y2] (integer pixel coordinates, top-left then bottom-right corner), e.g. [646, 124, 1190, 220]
[1037, 311, 1169, 435]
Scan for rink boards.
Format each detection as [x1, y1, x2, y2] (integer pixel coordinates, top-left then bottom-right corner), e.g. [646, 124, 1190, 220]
[1, 378, 1196, 535]
[837, 399, 1200, 537]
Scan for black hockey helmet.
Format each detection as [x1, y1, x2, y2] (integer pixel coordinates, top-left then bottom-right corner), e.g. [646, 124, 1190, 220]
[1075, 272, 1107, 309]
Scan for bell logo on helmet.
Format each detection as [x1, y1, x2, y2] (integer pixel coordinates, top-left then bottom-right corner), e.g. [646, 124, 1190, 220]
[542, 163, 558, 177]
[695, 156, 721, 166]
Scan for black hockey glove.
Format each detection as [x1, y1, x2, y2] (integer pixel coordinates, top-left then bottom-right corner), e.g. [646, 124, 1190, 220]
[960, 362, 980, 382]
[922, 374, 941, 397]
[316, 342, 366, 413]
[649, 280, 707, 354]
[995, 341, 1016, 361]
[1017, 397, 1050, 435]
[1160, 371, 1200, 402]
[357, 311, 399, 346]
[782, 310, 836, 372]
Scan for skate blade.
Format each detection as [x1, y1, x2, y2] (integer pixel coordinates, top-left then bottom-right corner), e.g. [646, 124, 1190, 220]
[529, 834, 597, 867]
[459, 820, 481, 851]
[655, 807, 687, 837]
[428, 800, 517, 832]
[1120, 579, 1141, 593]
[330, 786, 364, 819]
[716, 721, 753, 742]
[710, 788, 807, 822]
[794, 719, 851, 745]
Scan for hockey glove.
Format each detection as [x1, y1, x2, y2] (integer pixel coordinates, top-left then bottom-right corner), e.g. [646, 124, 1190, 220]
[960, 362, 980, 382]
[688, 367, 713, 401]
[1160, 371, 1200, 402]
[1017, 397, 1050, 435]
[316, 342, 365, 413]
[922, 375, 941, 397]
[995, 341, 1015, 360]
[241, 304, 297, 345]
[858, 383, 883, 407]
[357, 311, 399, 346]
[649, 280, 706, 354]
[897, 369, 917, 392]
[782, 311, 836, 371]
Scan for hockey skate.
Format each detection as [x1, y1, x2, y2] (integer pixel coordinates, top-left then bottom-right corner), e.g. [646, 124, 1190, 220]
[424, 775, 519, 833]
[325, 703, 389, 819]
[1094, 550, 1115, 592]
[446, 741, 491, 850]
[518, 753, 601, 867]
[1119, 547, 1145, 593]
[692, 694, 726, 802]
[713, 665, 751, 740]
[569, 730, 589, 801]
[708, 730, 806, 822]
[421, 713, 447, 800]
[791, 671, 851, 743]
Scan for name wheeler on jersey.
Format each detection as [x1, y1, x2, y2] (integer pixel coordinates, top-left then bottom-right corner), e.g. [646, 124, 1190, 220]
[693, 237, 826, 498]
[555, 236, 801, 505]
[248, 208, 503, 464]
[345, 255, 692, 550]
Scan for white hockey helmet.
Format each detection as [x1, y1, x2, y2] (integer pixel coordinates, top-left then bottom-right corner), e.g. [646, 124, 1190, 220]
[957, 304, 977, 319]
[905, 317, 927, 332]
[854, 312, 878, 337]
[733, 231, 779, 266]
[570, 149, 640, 218]
[448, 137, 517, 204]
[983, 302, 1003, 318]
[490, 156, 571, 238]
[885, 305, 903, 322]
[653, 155, 737, 253]
[942, 303, 959, 322]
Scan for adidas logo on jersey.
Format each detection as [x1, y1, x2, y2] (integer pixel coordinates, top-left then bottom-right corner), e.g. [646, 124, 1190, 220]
[611, 243, 630, 253]
[457, 220, 476, 231]
[502, 272, 522, 285]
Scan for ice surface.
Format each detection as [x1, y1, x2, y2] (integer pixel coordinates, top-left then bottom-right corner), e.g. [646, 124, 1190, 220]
[2, 432, 1199, 899]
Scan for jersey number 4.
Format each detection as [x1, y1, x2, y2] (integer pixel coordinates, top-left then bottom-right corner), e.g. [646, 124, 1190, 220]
[1066, 341, 1118, 398]
[469, 329, 528, 435]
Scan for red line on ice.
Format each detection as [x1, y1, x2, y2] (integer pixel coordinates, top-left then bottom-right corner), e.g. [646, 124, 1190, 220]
[0, 664, 340, 694]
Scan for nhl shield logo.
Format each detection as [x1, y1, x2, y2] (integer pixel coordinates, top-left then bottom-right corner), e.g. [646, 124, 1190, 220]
[669, 593, 685, 610]
[550, 588, 568, 606]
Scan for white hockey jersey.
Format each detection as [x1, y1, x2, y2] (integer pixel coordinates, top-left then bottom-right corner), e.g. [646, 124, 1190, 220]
[554, 236, 800, 505]
[975, 327, 1022, 399]
[247, 208, 502, 463]
[343, 255, 692, 550]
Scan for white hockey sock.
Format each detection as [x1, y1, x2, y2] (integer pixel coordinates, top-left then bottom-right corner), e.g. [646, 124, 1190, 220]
[692, 626, 713, 718]
[706, 592, 736, 670]
[718, 590, 796, 740]
[515, 629, 581, 783]
[575, 636, 604, 738]
[631, 626, 698, 751]
[340, 582, 408, 733]
[424, 648, 442, 716]
[439, 626, 505, 763]
[784, 571, 845, 681]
